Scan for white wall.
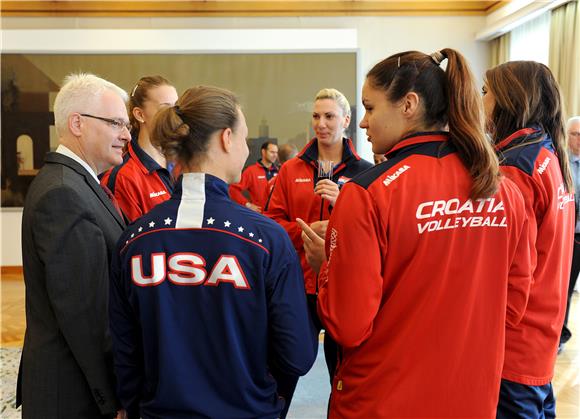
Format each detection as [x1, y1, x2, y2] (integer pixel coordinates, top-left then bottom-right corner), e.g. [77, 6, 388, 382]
[0, 15, 489, 266]
[1, 210, 23, 266]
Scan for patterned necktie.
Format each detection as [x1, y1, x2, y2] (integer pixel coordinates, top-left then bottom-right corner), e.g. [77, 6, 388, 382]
[101, 184, 123, 219]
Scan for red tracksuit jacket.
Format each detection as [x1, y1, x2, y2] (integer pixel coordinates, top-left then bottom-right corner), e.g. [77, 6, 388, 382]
[265, 138, 372, 294]
[101, 140, 173, 222]
[318, 132, 533, 418]
[496, 127, 574, 386]
[229, 160, 278, 210]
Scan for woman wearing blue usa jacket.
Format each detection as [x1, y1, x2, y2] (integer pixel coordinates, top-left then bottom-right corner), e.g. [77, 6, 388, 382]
[109, 86, 317, 419]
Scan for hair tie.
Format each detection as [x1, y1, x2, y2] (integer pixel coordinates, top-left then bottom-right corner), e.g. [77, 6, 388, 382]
[174, 105, 184, 119]
[430, 51, 446, 66]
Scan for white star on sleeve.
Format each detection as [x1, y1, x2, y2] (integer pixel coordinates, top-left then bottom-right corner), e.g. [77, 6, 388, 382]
[224, 220, 231, 227]
[138, 227, 143, 232]
[207, 217, 215, 225]
[130, 233, 135, 238]
[149, 221, 155, 228]
[164, 217, 173, 225]
[238, 226, 244, 232]
[258, 239, 263, 243]
[249, 232, 254, 237]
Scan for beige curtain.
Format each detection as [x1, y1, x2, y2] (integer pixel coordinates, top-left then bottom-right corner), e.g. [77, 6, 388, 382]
[550, 0, 580, 118]
[489, 33, 511, 68]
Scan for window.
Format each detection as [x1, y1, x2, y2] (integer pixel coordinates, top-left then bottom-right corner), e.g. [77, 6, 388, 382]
[510, 11, 551, 64]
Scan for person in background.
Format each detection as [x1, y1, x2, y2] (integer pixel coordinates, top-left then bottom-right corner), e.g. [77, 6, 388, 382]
[278, 143, 298, 165]
[18, 73, 129, 418]
[109, 86, 316, 419]
[482, 61, 574, 419]
[264, 143, 299, 210]
[299, 49, 532, 418]
[265, 88, 372, 416]
[101, 76, 178, 222]
[230, 141, 279, 212]
[1, 177, 24, 207]
[560, 115, 580, 353]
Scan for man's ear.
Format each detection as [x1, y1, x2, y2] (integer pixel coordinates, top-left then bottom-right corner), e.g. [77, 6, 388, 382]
[401, 92, 420, 118]
[220, 127, 233, 153]
[69, 113, 83, 137]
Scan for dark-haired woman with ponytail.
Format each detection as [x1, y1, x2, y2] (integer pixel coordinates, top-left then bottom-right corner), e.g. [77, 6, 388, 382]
[483, 61, 574, 419]
[108, 86, 317, 418]
[101, 76, 178, 222]
[299, 49, 533, 417]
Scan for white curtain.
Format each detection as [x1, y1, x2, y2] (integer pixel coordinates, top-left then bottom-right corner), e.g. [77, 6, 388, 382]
[510, 12, 551, 64]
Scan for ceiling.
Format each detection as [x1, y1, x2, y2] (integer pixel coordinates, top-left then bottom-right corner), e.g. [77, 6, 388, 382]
[1, 1, 509, 17]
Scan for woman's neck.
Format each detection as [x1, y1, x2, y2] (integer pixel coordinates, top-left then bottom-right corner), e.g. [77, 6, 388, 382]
[402, 123, 447, 139]
[138, 131, 166, 168]
[317, 139, 344, 163]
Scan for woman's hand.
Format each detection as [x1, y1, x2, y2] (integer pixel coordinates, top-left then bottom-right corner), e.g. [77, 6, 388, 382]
[297, 218, 326, 274]
[314, 179, 340, 207]
[309, 220, 329, 239]
[245, 202, 262, 213]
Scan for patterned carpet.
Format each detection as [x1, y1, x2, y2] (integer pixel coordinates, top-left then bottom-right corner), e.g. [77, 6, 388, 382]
[1, 348, 21, 418]
[0, 345, 329, 419]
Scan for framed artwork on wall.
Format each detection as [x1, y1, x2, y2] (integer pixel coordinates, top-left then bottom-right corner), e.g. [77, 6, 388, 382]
[0, 29, 359, 207]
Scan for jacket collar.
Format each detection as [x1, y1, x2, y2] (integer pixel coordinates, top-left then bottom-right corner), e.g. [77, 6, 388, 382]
[44, 152, 126, 228]
[173, 172, 229, 199]
[256, 159, 279, 172]
[298, 137, 362, 165]
[494, 126, 544, 151]
[128, 139, 166, 175]
[386, 131, 449, 158]
[55, 144, 99, 183]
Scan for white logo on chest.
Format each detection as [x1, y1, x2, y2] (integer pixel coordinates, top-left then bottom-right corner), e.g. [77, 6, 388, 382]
[149, 190, 167, 198]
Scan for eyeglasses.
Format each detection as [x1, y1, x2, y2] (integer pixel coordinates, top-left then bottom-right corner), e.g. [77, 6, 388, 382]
[80, 114, 131, 131]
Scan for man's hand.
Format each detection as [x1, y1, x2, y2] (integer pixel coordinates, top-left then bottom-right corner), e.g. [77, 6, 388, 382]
[314, 179, 340, 207]
[297, 218, 326, 274]
[115, 410, 127, 419]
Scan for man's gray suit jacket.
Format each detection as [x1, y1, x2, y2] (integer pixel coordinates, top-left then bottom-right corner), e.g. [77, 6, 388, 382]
[17, 152, 126, 419]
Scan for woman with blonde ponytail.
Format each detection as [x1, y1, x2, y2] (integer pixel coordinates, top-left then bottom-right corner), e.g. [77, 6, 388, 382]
[483, 61, 574, 419]
[299, 49, 533, 417]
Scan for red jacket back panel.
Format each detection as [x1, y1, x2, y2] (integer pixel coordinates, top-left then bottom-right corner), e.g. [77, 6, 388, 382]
[318, 133, 533, 418]
[496, 128, 574, 385]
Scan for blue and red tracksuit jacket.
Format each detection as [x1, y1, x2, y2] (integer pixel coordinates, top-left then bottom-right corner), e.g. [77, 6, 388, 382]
[317, 132, 533, 418]
[264, 138, 372, 294]
[495, 127, 575, 385]
[109, 173, 317, 419]
[101, 140, 173, 222]
[230, 160, 279, 210]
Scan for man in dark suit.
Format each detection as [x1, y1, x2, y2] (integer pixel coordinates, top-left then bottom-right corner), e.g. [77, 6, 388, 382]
[17, 73, 131, 418]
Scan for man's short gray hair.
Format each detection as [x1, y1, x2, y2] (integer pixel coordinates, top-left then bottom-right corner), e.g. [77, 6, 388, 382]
[53, 73, 128, 136]
[567, 116, 580, 128]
